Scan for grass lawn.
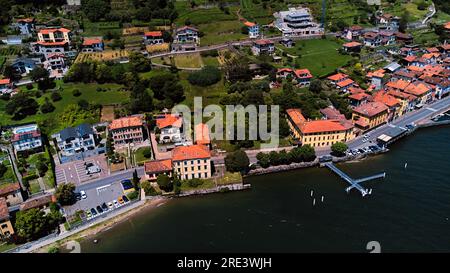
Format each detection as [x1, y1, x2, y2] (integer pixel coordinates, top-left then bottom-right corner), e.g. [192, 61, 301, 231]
[277, 39, 353, 77]
[199, 20, 247, 46]
[81, 20, 122, 37]
[410, 29, 440, 45]
[180, 178, 216, 191]
[202, 56, 220, 67]
[26, 149, 55, 190]
[0, 243, 16, 253]
[179, 71, 227, 108]
[432, 11, 450, 24]
[29, 180, 41, 194]
[174, 54, 204, 68]
[0, 154, 16, 184]
[175, 5, 239, 26]
[0, 81, 128, 134]
[134, 147, 152, 166]
[214, 172, 243, 185]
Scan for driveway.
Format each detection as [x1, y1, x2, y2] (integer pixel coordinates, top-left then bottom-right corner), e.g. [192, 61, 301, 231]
[55, 155, 109, 186]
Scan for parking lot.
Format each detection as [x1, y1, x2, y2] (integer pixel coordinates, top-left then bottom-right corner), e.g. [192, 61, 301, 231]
[55, 155, 109, 186]
[64, 181, 130, 219]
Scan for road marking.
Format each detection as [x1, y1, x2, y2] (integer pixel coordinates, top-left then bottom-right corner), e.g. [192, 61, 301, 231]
[426, 107, 437, 112]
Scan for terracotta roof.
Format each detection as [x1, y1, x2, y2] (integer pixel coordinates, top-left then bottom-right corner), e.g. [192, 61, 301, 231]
[379, 31, 395, 37]
[46, 53, 65, 59]
[350, 25, 363, 31]
[403, 82, 431, 97]
[287, 108, 352, 134]
[39, 28, 70, 34]
[343, 41, 362, 47]
[386, 79, 410, 90]
[348, 86, 365, 94]
[0, 183, 21, 197]
[0, 78, 11, 85]
[244, 21, 256, 27]
[19, 194, 54, 211]
[440, 44, 450, 51]
[144, 159, 172, 174]
[172, 145, 211, 161]
[353, 102, 388, 117]
[395, 32, 412, 39]
[387, 89, 417, 102]
[36, 41, 67, 46]
[156, 114, 182, 129]
[294, 69, 312, 79]
[195, 123, 210, 145]
[144, 31, 163, 37]
[349, 92, 371, 101]
[403, 55, 417, 62]
[327, 73, 348, 82]
[0, 198, 9, 221]
[445, 22, 450, 30]
[364, 32, 379, 39]
[82, 38, 102, 46]
[367, 69, 385, 78]
[426, 47, 439, 53]
[176, 26, 199, 33]
[320, 107, 345, 120]
[11, 129, 41, 142]
[372, 92, 400, 108]
[336, 78, 354, 88]
[109, 116, 143, 130]
[355, 119, 369, 128]
[277, 68, 293, 73]
[254, 39, 273, 45]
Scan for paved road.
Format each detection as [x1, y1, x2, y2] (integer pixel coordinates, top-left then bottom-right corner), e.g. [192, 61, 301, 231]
[75, 167, 144, 192]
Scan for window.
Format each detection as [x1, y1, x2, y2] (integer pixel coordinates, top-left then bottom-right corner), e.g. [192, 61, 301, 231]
[1, 224, 8, 229]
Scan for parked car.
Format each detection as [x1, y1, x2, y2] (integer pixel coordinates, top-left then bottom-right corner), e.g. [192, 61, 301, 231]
[96, 205, 103, 213]
[101, 203, 108, 211]
[108, 202, 114, 209]
[118, 196, 124, 204]
[86, 210, 92, 218]
[122, 195, 129, 203]
[113, 200, 119, 208]
[90, 208, 97, 216]
[75, 193, 82, 201]
[80, 191, 87, 199]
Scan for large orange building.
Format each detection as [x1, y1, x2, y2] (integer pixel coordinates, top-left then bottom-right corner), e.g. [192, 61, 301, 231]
[352, 102, 389, 131]
[286, 109, 355, 148]
[108, 116, 144, 146]
[172, 145, 211, 180]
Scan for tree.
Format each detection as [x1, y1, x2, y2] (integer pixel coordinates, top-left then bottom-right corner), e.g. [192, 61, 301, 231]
[129, 52, 152, 73]
[299, 145, 316, 162]
[331, 142, 348, 157]
[0, 163, 7, 178]
[30, 66, 49, 82]
[40, 98, 55, 113]
[224, 150, 250, 173]
[309, 79, 322, 94]
[5, 92, 39, 120]
[132, 169, 140, 191]
[72, 89, 82, 97]
[50, 91, 62, 102]
[224, 58, 252, 82]
[256, 152, 270, 168]
[142, 148, 152, 158]
[187, 66, 221, 86]
[399, 11, 409, 33]
[156, 174, 172, 192]
[55, 183, 76, 206]
[82, 0, 111, 21]
[14, 209, 49, 241]
[141, 181, 158, 196]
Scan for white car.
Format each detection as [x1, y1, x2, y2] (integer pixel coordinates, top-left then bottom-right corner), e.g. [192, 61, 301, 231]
[113, 200, 119, 208]
[80, 191, 87, 199]
[108, 202, 114, 210]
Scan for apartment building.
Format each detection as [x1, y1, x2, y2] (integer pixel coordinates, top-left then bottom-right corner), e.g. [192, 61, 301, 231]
[352, 102, 389, 131]
[109, 116, 144, 146]
[172, 145, 211, 180]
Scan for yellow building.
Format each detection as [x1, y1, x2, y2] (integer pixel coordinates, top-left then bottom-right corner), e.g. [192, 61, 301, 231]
[286, 109, 355, 148]
[352, 102, 389, 131]
[0, 198, 14, 239]
[172, 145, 212, 180]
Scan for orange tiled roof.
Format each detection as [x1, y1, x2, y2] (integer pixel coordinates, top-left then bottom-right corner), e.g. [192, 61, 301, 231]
[407, 65, 424, 72]
[244, 21, 256, 27]
[355, 119, 369, 128]
[367, 69, 385, 78]
[195, 123, 210, 145]
[39, 28, 70, 34]
[109, 116, 143, 130]
[156, 114, 182, 129]
[353, 102, 388, 117]
[349, 92, 370, 101]
[348, 86, 365, 94]
[403, 82, 431, 97]
[343, 41, 362, 47]
[144, 159, 172, 174]
[172, 145, 211, 161]
[0, 78, 11, 85]
[426, 47, 439, 53]
[277, 68, 293, 73]
[254, 39, 273, 45]
[444, 22, 450, 30]
[403, 55, 417, 62]
[287, 108, 352, 134]
[83, 38, 102, 46]
[327, 73, 348, 82]
[336, 78, 354, 88]
[144, 31, 163, 37]
[0, 198, 9, 221]
[294, 69, 312, 79]
[387, 89, 417, 102]
[372, 92, 400, 108]
[386, 79, 410, 90]
[0, 182, 21, 196]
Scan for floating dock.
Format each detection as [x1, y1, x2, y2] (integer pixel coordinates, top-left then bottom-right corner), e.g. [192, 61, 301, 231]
[324, 162, 385, 197]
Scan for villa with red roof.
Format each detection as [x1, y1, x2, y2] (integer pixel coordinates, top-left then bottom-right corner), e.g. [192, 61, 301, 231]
[156, 114, 183, 144]
[252, 39, 275, 56]
[342, 41, 362, 52]
[35, 27, 71, 55]
[172, 145, 211, 180]
[0, 78, 13, 94]
[286, 108, 354, 148]
[244, 21, 259, 38]
[81, 37, 104, 52]
[144, 31, 164, 45]
[108, 115, 144, 146]
[0, 198, 14, 238]
[144, 159, 173, 181]
[352, 102, 389, 131]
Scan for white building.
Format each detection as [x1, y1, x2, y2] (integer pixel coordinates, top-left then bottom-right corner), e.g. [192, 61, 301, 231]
[274, 7, 323, 37]
[11, 124, 43, 154]
[156, 114, 183, 143]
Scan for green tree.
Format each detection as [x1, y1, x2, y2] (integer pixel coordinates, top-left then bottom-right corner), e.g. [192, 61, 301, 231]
[5, 92, 39, 120]
[50, 91, 62, 102]
[256, 152, 271, 168]
[55, 183, 76, 206]
[40, 98, 55, 113]
[132, 169, 140, 191]
[331, 142, 348, 157]
[82, 0, 111, 21]
[14, 209, 49, 241]
[129, 52, 152, 73]
[224, 150, 250, 173]
[187, 66, 222, 86]
[299, 145, 316, 162]
[399, 11, 410, 33]
[309, 79, 322, 94]
[156, 174, 172, 192]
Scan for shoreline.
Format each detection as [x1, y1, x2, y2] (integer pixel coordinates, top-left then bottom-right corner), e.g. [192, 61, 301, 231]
[32, 197, 169, 253]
